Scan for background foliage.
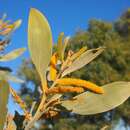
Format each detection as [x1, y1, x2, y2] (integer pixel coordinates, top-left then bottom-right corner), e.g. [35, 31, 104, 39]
[18, 9, 130, 130]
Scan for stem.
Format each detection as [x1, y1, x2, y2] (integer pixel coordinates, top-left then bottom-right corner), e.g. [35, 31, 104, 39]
[24, 94, 46, 130]
[30, 101, 36, 115]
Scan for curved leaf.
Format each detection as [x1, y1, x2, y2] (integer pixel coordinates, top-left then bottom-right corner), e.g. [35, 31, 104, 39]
[13, 19, 22, 30]
[0, 48, 26, 62]
[0, 80, 9, 130]
[62, 47, 104, 77]
[0, 70, 24, 83]
[61, 82, 130, 115]
[28, 8, 52, 85]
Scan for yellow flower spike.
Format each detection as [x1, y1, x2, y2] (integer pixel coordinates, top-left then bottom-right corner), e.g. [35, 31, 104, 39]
[50, 67, 57, 81]
[9, 87, 32, 120]
[5, 24, 14, 29]
[9, 87, 27, 109]
[50, 53, 58, 68]
[56, 78, 104, 94]
[50, 53, 58, 81]
[46, 86, 84, 94]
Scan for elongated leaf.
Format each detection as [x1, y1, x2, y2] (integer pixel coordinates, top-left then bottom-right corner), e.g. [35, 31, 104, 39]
[61, 82, 130, 115]
[57, 32, 64, 61]
[0, 80, 9, 130]
[62, 47, 104, 77]
[13, 19, 22, 30]
[70, 46, 87, 61]
[0, 48, 26, 62]
[0, 70, 24, 83]
[28, 8, 52, 84]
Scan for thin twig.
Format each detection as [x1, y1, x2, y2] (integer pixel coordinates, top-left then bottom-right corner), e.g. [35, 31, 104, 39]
[30, 101, 36, 116]
[24, 94, 46, 130]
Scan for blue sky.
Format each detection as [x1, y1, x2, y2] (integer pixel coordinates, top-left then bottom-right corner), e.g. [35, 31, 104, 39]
[0, 0, 130, 63]
[0, 0, 130, 124]
[0, 0, 130, 77]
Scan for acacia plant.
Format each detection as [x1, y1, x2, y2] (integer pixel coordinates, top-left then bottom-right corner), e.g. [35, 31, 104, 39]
[0, 8, 130, 130]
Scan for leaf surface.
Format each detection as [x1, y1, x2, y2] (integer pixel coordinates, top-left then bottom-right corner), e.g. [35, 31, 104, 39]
[62, 47, 104, 77]
[0, 48, 26, 62]
[61, 82, 130, 115]
[28, 8, 52, 85]
[0, 70, 24, 83]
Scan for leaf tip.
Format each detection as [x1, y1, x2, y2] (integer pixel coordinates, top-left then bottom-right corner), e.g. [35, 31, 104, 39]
[29, 8, 42, 17]
[13, 19, 22, 30]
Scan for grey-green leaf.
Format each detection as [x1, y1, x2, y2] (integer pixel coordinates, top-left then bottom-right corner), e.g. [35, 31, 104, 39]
[0, 70, 24, 83]
[62, 47, 104, 77]
[0, 48, 26, 62]
[28, 8, 52, 82]
[0, 80, 9, 130]
[61, 82, 130, 115]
